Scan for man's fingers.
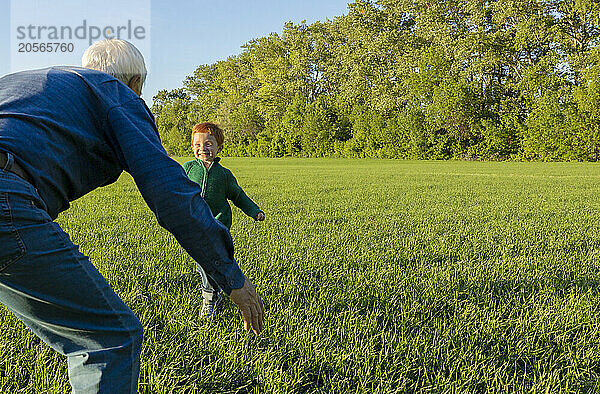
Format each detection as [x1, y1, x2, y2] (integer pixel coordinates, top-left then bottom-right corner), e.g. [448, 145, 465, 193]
[240, 303, 262, 334]
[251, 290, 265, 333]
[239, 305, 252, 331]
[257, 295, 265, 315]
[230, 278, 265, 334]
[249, 303, 261, 334]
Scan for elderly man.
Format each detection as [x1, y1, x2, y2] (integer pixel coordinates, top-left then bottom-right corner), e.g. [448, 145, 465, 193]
[0, 39, 264, 393]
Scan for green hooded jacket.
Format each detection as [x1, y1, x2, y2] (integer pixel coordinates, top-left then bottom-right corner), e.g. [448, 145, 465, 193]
[182, 157, 262, 229]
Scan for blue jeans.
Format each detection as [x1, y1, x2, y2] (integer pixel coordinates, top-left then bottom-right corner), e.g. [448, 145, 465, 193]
[0, 167, 143, 393]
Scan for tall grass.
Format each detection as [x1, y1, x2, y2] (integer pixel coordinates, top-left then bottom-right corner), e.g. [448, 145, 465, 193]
[1, 158, 600, 393]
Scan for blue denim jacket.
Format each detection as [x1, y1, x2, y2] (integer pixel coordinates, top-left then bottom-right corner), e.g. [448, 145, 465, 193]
[0, 67, 245, 294]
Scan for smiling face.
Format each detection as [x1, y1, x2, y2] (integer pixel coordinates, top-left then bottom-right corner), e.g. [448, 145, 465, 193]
[192, 132, 222, 166]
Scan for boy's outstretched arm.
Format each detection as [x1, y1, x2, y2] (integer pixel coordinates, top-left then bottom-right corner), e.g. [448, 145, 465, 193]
[226, 170, 264, 220]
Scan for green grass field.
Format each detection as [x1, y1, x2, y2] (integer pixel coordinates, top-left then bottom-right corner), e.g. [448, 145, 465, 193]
[2, 158, 600, 393]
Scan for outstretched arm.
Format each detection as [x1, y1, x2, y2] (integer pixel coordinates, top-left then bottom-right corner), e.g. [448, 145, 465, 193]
[227, 170, 264, 221]
[106, 98, 263, 333]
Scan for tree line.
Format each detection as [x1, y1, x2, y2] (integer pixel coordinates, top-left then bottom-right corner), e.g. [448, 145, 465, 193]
[151, 0, 600, 161]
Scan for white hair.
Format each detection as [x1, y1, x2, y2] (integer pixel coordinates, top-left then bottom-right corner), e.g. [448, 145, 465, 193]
[82, 39, 147, 92]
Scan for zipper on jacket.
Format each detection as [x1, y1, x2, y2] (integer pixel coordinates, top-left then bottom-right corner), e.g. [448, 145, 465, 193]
[200, 161, 213, 198]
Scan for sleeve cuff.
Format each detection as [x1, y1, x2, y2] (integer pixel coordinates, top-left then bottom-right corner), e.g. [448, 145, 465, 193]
[249, 208, 262, 219]
[217, 259, 246, 295]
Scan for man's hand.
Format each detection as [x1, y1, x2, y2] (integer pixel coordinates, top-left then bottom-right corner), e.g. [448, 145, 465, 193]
[255, 212, 265, 221]
[229, 277, 264, 334]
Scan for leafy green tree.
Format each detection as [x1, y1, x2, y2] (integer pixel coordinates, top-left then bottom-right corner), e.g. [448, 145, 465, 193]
[150, 0, 600, 161]
[151, 89, 195, 156]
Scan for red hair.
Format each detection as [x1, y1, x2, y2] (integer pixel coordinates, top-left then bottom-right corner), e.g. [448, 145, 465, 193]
[191, 122, 224, 146]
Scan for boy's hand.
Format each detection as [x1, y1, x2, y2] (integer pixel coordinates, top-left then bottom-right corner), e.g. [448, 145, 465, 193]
[255, 212, 265, 221]
[229, 277, 264, 334]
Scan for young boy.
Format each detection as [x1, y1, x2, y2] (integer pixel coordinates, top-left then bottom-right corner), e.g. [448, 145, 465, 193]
[183, 122, 265, 317]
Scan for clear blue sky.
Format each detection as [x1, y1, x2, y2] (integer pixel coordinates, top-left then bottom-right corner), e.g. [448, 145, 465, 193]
[0, 0, 350, 106]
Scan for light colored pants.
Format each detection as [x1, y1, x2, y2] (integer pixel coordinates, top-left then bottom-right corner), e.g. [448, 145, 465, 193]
[196, 262, 221, 301]
[0, 167, 142, 393]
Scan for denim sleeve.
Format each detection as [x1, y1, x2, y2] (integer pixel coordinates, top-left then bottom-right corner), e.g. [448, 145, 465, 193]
[105, 99, 245, 294]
